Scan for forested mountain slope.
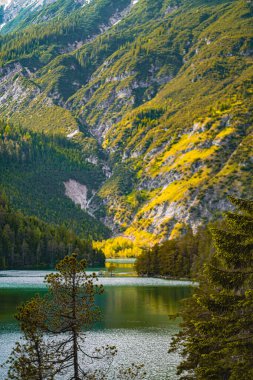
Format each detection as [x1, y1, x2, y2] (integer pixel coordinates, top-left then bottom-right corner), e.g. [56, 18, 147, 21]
[0, 192, 105, 269]
[0, 120, 110, 239]
[0, 0, 252, 252]
[0, 0, 91, 34]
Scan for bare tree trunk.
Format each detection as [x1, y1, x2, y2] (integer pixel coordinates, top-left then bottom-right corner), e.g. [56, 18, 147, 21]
[73, 329, 79, 380]
[35, 338, 43, 380]
[72, 272, 79, 380]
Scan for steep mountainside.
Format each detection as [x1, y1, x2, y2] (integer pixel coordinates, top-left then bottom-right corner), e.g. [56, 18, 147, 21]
[0, 0, 90, 34]
[0, 0, 252, 253]
[0, 192, 105, 269]
[0, 120, 110, 239]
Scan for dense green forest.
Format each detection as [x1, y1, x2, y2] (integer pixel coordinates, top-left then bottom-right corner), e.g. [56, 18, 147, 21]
[135, 224, 215, 279]
[0, 120, 110, 240]
[0, 192, 105, 269]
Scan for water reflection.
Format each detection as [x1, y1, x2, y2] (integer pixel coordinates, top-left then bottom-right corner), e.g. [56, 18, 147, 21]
[0, 288, 47, 327]
[0, 268, 193, 379]
[98, 286, 190, 329]
[0, 284, 191, 330]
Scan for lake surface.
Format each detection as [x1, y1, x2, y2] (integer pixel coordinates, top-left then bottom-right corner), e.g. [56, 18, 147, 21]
[0, 266, 193, 379]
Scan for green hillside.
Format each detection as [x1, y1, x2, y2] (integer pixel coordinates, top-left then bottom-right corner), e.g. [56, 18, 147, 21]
[0, 192, 105, 269]
[0, 120, 110, 240]
[0, 0, 131, 67]
[0, 0, 252, 254]
[0, 0, 87, 35]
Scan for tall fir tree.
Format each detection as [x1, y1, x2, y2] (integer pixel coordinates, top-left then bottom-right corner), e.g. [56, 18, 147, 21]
[170, 197, 253, 380]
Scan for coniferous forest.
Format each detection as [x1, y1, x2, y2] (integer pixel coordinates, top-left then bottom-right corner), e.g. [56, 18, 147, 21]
[170, 198, 253, 379]
[135, 225, 214, 279]
[0, 192, 105, 269]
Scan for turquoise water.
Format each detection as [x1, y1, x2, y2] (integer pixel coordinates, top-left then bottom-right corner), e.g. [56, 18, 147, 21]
[0, 268, 193, 379]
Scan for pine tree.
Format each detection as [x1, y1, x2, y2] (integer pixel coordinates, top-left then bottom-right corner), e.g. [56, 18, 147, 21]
[4, 254, 116, 380]
[170, 197, 253, 380]
[4, 254, 148, 379]
[45, 253, 116, 380]
[4, 296, 61, 380]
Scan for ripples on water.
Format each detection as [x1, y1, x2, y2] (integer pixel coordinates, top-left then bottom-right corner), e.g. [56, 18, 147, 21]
[0, 270, 193, 379]
[0, 328, 181, 380]
[0, 270, 194, 288]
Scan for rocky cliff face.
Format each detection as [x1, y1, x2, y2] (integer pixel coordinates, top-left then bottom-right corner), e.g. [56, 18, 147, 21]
[0, 0, 252, 248]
